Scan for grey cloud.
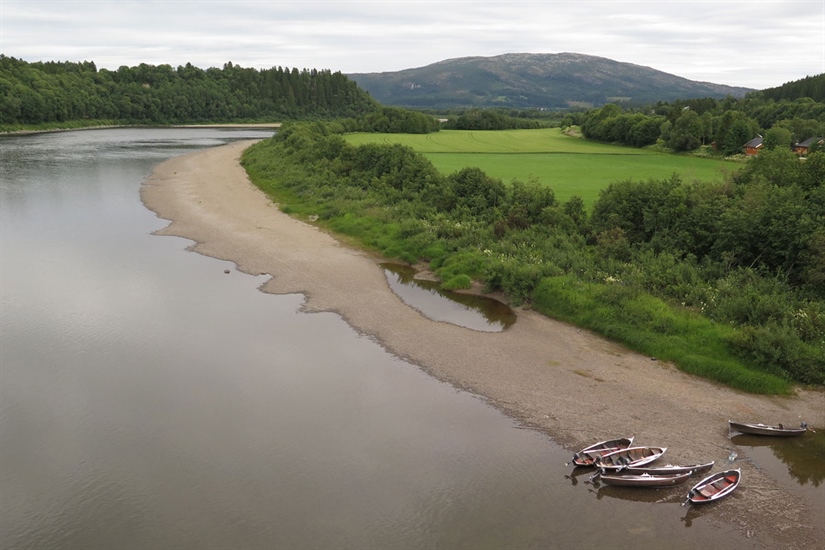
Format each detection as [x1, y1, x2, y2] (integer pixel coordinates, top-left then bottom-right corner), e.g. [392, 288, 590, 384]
[2, 0, 822, 89]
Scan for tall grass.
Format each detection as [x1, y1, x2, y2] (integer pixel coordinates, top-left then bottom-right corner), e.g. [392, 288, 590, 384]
[532, 276, 790, 394]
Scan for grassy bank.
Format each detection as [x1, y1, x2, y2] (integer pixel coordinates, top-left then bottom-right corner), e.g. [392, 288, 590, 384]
[533, 276, 788, 394]
[240, 122, 825, 394]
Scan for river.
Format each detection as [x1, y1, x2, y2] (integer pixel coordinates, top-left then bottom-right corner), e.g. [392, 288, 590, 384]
[0, 128, 757, 549]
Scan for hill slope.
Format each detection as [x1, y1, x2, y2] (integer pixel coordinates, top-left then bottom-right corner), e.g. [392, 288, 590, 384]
[349, 52, 752, 109]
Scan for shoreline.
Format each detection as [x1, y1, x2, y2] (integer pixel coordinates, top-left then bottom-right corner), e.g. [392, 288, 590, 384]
[141, 140, 824, 547]
[1, 122, 281, 136]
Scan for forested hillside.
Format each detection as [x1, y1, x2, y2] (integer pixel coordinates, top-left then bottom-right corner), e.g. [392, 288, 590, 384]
[0, 56, 378, 127]
[760, 73, 825, 103]
[348, 53, 752, 109]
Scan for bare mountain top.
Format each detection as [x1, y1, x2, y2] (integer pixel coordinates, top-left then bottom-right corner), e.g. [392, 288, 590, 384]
[348, 52, 752, 109]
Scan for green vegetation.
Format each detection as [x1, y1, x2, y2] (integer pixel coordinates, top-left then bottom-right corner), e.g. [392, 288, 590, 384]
[339, 106, 441, 134]
[761, 74, 825, 103]
[344, 129, 736, 206]
[0, 56, 378, 130]
[243, 121, 824, 394]
[443, 109, 543, 130]
[575, 77, 825, 156]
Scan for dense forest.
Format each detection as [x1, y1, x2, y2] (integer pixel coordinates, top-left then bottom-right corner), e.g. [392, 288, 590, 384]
[574, 74, 825, 154]
[241, 113, 824, 393]
[761, 74, 825, 103]
[0, 56, 378, 126]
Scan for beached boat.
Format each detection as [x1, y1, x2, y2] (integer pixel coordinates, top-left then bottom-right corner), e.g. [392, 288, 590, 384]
[593, 446, 667, 472]
[683, 469, 741, 505]
[623, 461, 714, 477]
[566, 437, 634, 467]
[600, 471, 692, 488]
[729, 420, 807, 437]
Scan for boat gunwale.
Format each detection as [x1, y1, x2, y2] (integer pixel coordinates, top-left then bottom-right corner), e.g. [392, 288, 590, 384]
[685, 469, 741, 505]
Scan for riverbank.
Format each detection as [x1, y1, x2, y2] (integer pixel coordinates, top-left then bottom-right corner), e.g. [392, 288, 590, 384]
[141, 140, 824, 548]
[1, 122, 281, 135]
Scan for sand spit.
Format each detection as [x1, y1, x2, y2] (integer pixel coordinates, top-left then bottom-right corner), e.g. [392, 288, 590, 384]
[141, 140, 824, 548]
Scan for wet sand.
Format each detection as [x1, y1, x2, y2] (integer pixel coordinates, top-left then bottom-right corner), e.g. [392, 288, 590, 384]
[141, 140, 824, 548]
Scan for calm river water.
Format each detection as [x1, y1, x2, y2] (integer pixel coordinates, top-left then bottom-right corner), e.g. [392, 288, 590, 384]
[0, 128, 756, 549]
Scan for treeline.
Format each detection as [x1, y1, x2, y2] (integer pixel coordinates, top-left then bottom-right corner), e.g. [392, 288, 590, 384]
[443, 109, 543, 130]
[0, 56, 378, 126]
[578, 106, 664, 146]
[573, 81, 825, 154]
[760, 73, 825, 103]
[242, 120, 824, 393]
[348, 106, 441, 134]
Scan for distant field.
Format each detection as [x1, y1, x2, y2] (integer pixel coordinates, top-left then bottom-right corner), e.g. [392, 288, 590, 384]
[344, 129, 739, 206]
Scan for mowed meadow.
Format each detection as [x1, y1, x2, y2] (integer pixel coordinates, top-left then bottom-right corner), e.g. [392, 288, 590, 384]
[344, 128, 738, 206]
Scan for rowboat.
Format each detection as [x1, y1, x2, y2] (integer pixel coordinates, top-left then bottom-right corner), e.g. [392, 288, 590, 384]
[683, 469, 741, 505]
[623, 461, 714, 477]
[729, 420, 807, 437]
[590, 446, 666, 480]
[600, 471, 692, 488]
[594, 446, 667, 471]
[566, 437, 634, 467]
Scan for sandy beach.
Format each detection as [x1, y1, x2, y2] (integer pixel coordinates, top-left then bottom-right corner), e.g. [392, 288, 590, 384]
[141, 140, 824, 547]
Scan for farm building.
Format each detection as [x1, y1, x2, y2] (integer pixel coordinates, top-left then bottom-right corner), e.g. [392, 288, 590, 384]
[793, 137, 824, 155]
[743, 135, 763, 156]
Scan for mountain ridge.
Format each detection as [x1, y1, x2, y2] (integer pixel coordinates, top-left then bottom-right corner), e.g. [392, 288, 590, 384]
[348, 52, 753, 109]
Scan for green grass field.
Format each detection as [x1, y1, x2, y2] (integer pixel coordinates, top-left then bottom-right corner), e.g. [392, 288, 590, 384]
[344, 129, 739, 206]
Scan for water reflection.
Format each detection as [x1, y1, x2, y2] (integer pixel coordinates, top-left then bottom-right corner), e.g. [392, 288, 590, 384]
[563, 467, 592, 487]
[731, 431, 825, 487]
[587, 482, 687, 504]
[381, 263, 516, 332]
[680, 505, 710, 528]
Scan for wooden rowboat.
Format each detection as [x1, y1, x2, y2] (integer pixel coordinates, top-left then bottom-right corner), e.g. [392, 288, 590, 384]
[600, 471, 692, 488]
[683, 469, 741, 505]
[594, 446, 667, 471]
[623, 461, 714, 477]
[729, 420, 807, 437]
[590, 446, 667, 480]
[566, 437, 634, 467]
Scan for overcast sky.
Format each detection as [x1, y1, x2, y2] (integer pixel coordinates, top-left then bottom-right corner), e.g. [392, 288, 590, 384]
[2, 0, 823, 90]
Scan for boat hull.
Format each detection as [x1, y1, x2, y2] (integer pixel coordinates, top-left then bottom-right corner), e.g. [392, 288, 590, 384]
[729, 421, 806, 437]
[623, 462, 714, 477]
[600, 472, 692, 488]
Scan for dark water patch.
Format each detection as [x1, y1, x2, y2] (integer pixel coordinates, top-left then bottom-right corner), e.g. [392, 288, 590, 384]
[731, 430, 824, 517]
[589, 483, 688, 505]
[381, 263, 516, 332]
